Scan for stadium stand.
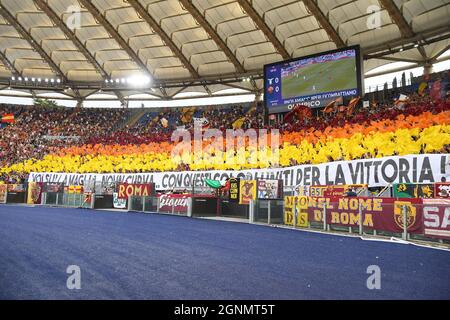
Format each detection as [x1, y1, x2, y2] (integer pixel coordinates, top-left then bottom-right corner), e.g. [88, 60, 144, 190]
[1, 72, 449, 180]
[0, 106, 129, 181]
[0, 0, 449, 302]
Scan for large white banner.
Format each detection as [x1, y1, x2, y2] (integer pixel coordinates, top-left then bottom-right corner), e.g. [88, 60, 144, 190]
[28, 154, 450, 190]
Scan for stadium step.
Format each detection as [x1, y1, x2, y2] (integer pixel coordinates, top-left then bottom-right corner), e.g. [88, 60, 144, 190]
[116, 108, 149, 131]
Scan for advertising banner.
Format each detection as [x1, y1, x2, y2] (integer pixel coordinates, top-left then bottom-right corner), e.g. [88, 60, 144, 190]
[158, 194, 189, 213]
[239, 180, 257, 205]
[117, 183, 154, 199]
[423, 199, 450, 239]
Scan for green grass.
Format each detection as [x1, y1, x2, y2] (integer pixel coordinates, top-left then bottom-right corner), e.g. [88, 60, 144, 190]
[281, 58, 357, 99]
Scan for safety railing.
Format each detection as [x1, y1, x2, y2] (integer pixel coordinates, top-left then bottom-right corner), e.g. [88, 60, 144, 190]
[41, 192, 94, 209]
[275, 196, 450, 244]
[128, 195, 192, 217]
[252, 199, 284, 225]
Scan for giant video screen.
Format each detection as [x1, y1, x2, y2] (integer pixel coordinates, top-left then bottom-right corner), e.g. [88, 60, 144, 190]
[264, 45, 363, 113]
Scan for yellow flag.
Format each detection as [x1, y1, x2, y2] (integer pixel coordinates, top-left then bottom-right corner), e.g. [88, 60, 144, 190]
[232, 117, 246, 129]
[418, 82, 427, 95]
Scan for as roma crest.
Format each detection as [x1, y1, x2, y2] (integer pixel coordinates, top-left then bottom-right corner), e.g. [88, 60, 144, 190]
[393, 201, 417, 229]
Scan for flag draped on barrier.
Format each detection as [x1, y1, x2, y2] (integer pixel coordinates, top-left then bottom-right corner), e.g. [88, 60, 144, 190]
[284, 196, 450, 240]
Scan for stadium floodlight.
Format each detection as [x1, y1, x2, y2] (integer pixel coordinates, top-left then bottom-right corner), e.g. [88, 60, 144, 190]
[45, 78, 49, 82]
[11, 76, 15, 81]
[105, 79, 109, 83]
[50, 78, 55, 83]
[56, 79, 61, 83]
[24, 77, 28, 81]
[37, 78, 41, 82]
[115, 79, 120, 83]
[127, 74, 151, 87]
[121, 78, 126, 84]
[31, 78, 35, 82]
[18, 77, 22, 81]
[414, 43, 419, 48]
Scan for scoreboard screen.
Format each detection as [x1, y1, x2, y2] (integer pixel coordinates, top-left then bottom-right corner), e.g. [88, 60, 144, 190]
[264, 45, 363, 113]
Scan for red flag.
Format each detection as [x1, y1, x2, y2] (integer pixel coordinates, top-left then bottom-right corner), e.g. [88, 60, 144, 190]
[1, 113, 14, 123]
[323, 100, 336, 114]
[283, 105, 311, 123]
[346, 97, 360, 117]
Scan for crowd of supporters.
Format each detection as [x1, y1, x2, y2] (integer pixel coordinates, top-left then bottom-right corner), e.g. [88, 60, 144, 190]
[0, 70, 449, 181]
[0, 102, 265, 174]
[0, 105, 128, 170]
[87, 104, 265, 146]
[277, 93, 445, 133]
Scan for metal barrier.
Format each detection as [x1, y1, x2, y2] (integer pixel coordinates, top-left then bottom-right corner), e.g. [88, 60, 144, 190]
[279, 196, 450, 244]
[35, 191, 450, 245]
[41, 192, 93, 209]
[252, 199, 284, 225]
[128, 195, 192, 217]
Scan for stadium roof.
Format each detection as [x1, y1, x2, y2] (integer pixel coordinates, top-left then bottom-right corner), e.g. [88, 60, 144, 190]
[0, 0, 449, 104]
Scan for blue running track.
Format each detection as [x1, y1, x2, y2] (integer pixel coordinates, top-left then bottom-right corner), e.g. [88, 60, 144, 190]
[0, 205, 449, 299]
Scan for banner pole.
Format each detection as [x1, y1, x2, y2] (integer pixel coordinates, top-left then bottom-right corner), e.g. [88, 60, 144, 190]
[91, 193, 95, 209]
[402, 205, 408, 240]
[187, 197, 192, 217]
[323, 202, 327, 231]
[156, 196, 160, 213]
[293, 199, 297, 229]
[359, 202, 363, 235]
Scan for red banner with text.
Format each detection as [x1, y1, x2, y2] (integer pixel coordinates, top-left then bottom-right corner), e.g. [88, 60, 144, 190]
[158, 194, 189, 213]
[306, 197, 424, 234]
[117, 183, 154, 199]
[422, 199, 450, 239]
